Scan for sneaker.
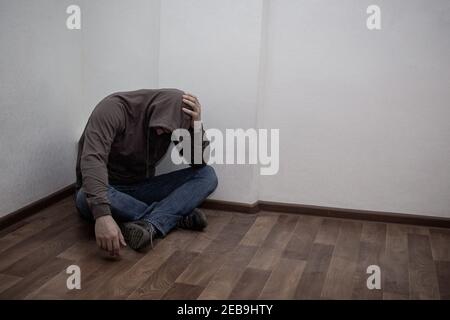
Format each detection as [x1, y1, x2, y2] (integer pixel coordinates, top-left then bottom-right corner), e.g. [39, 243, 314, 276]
[120, 220, 157, 250]
[177, 209, 208, 231]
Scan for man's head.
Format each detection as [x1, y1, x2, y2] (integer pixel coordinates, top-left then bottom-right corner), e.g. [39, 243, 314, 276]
[147, 89, 192, 134]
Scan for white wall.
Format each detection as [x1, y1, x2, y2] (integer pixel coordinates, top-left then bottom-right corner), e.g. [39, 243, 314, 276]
[81, 0, 161, 121]
[0, 0, 160, 217]
[0, 0, 83, 216]
[158, 0, 264, 204]
[258, 0, 450, 217]
[157, 0, 450, 217]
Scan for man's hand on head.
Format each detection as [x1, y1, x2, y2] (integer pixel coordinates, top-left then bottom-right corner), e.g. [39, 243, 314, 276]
[182, 93, 202, 128]
[95, 215, 126, 256]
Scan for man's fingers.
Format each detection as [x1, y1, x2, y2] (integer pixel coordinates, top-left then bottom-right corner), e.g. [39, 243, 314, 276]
[106, 239, 114, 255]
[113, 236, 121, 256]
[101, 239, 108, 252]
[182, 98, 198, 110]
[183, 95, 200, 111]
[182, 94, 195, 101]
[183, 93, 198, 102]
[96, 237, 102, 248]
[119, 231, 127, 247]
[182, 107, 196, 116]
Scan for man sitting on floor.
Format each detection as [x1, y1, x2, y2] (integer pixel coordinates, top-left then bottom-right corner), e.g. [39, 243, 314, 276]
[75, 88, 218, 256]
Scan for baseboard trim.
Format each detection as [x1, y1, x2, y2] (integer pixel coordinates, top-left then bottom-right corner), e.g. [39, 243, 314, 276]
[0, 184, 76, 231]
[201, 199, 450, 228]
[1, 183, 449, 231]
[257, 201, 450, 228]
[200, 199, 260, 214]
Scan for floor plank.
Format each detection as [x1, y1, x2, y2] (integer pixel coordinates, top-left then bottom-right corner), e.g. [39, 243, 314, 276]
[57, 236, 96, 261]
[228, 267, 271, 300]
[202, 213, 256, 255]
[176, 251, 230, 287]
[94, 230, 198, 299]
[294, 243, 334, 299]
[261, 214, 298, 250]
[29, 249, 99, 298]
[382, 224, 409, 299]
[0, 273, 22, 295]
[435, 261, 450, 300]
[0, 208, 73, 254]
[2, 223, 85, 277]
[314, 219, 341, 246]
[260, 258, 306, 299]
[187, 212, 233, 253]
[283, 215, 322, 260]
[382, 292, 409, 300]
[352, 222, 386, 299]
[198, 245, 258, 299]
[322, 220, 363, 299]
[247, 214, 297, 271]
[0, 257, 71, 299]
[128, 250, 198, 299]
[429, 228, 450, 261]
[163, 283, 204, 300]
[0, 214, 78, 272]
[248, 247, 282, 271]
[408, 234, 440, 299]
[78, 249, 144, 299]
[239, 214, 278, 247]
[176, 214, 255, 287]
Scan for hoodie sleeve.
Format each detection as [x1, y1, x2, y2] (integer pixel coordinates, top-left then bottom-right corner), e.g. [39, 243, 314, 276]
[80, 99, 125, 219]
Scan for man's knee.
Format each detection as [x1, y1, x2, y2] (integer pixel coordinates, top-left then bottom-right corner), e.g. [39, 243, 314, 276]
[198, 165, 218, 192]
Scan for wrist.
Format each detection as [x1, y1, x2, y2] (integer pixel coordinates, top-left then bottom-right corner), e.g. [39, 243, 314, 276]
[92, 203, 111, 219]
[96, 215, 112, 222]
[192, 120, 202, 130]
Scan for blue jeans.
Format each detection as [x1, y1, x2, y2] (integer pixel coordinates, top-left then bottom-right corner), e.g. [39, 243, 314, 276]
[75, 165, 218, 236]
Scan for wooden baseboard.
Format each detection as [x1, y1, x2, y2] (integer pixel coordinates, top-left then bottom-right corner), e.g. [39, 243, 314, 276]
[1, 183, 449, 231]
[200, 199, 260, 214]
[201, 199, 450, 228]
[257, 201, 450, 228]
[202, 200, 450, 228]
[0, 184, 76, 230]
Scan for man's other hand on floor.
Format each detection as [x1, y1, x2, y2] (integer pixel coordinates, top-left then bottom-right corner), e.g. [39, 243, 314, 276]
[95, 215, 126, 256]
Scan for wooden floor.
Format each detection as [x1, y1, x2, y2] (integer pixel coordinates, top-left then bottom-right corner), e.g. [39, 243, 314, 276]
[0, 196, 449, 300]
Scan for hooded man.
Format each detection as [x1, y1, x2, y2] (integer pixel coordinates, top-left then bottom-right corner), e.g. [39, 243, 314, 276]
[75, 88, 218, 256]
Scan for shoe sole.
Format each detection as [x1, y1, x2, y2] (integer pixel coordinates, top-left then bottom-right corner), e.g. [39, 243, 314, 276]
[120, 223, 151, 250]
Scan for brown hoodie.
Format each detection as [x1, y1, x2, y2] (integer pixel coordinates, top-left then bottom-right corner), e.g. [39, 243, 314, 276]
[75, 88, 208, 219]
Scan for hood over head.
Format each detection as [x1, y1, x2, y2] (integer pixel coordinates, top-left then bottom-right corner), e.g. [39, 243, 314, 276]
[146, 89, 192, 132]
[111, 88, 193, 132]
[108, 88, 193, 177]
